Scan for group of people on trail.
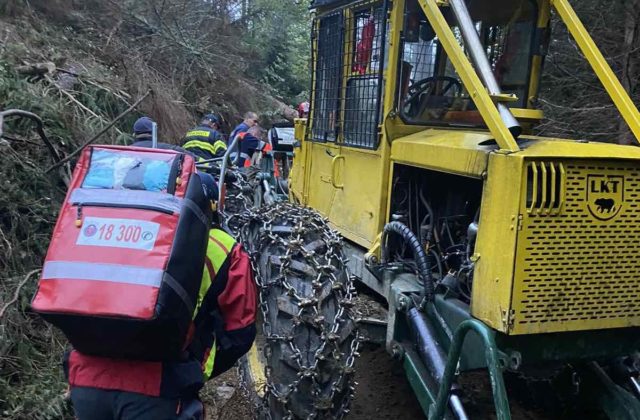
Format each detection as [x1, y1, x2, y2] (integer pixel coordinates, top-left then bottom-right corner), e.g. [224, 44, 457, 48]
[131, 111, 267, 168]
[45, 104, 312, 419]
[62, 111, 268, 420]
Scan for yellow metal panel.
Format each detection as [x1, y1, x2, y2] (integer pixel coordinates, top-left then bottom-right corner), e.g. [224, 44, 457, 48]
[416, 0, 520, 153]
[329, 148, 386, 247]
[511, 108, 544, 122]
[527, 0, 550, 109]
[290, 119, 310, 204]
[307, 18, 321, 142]
[319, 0, 405, 248]
[306, 142, 342, 218]
[470, 154, 523, 332]
[246, 343, 266, 398]
[515, 136, 640, 160]
[390, 129, 492, 177]
[552, 0, 640, 144]
[382, 0, 405, 116]
[511, 159, 640, 334]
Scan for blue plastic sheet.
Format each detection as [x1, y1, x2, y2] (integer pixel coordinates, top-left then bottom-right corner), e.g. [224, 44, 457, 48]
[83, 149, 173, 192]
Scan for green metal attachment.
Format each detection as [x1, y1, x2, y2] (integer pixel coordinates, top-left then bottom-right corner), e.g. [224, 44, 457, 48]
[577, 362, 640, 420]
[404, 347, 440, 416]
[429, 319, 511, 420]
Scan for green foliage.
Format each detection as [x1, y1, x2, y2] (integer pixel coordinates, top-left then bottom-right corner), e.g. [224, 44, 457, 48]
[247, 0, 311, 104]
[0, 61, 72, 420]
[0, 30, 139, 420]
[0, 2, 301, 417]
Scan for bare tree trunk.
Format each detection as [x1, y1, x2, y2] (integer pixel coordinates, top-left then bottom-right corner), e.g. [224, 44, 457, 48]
[618, 0, 640, 145]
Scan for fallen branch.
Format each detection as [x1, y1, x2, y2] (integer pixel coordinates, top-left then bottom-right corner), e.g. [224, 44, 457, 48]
[46, 89, 152, 173]
[45, 75, 103, 120]
[0, 109, 63, 162]
[1, 134, 43, 147]
[57, 68, 133, 104]
[16, 62, 56, 77]
[45, 75, 125, 141]
[0, 269, 41, 320]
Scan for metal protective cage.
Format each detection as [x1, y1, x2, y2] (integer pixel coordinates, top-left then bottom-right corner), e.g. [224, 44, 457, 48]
[309, 1, 388, 149]
[310, 13, 344, 142]
[342, 5, 387, 148]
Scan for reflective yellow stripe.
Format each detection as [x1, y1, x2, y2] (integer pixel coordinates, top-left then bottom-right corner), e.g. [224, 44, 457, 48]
[203, 340, 217, 380]
[186, 130, 212, 138]
[212, 140, 227, 154]
[196, 229, 234, 316]
[184, 140, 218, 155]
[194, 259, 212, 319]
[197, 229, 235, 377]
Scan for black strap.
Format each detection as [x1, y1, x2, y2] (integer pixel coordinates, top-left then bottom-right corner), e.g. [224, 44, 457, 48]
[184, 198, 209, 227]
[167, 154, 184, 195]
[164, 272, 195, 316]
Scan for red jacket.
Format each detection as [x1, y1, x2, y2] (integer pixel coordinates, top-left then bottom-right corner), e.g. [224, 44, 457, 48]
[64, 236, 257, 398]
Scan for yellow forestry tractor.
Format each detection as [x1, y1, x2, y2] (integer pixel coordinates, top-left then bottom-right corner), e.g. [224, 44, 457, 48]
[237, 0, 640, 419]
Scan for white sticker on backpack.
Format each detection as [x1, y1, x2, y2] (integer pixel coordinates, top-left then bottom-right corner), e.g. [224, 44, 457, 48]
[76, 217, 160, 251]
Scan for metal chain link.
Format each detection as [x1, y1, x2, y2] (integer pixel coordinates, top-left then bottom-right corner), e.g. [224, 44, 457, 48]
[231, 202, 361, 419]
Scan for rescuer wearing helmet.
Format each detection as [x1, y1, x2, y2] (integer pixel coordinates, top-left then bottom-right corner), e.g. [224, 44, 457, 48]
[64, 167, 257, 419]
[182, 114, 228, 160]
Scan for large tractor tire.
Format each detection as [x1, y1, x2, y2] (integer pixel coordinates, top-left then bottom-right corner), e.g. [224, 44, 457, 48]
[239, 203, 360, 419]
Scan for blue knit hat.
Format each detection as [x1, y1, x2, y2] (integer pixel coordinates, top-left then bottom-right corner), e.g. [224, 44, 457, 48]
[133, 116, 154, 135]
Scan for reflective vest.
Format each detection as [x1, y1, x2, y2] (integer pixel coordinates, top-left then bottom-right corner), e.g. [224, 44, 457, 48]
[193, 228, 236, 380]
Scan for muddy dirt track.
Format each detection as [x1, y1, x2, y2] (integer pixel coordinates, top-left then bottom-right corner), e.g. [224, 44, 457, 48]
[349, 345, 425, 419]
[203, 345, 425, 420]
[200, 294, 552, 419]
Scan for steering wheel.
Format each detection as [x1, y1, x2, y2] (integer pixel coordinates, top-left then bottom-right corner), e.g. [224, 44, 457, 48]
[404, 76, 462, 118]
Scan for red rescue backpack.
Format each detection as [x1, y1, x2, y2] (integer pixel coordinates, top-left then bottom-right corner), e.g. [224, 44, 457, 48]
[31, 145, 212, 361]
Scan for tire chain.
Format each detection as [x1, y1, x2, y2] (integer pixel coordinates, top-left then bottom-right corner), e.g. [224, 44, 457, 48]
[237, 202, 361, 420]
[221, 171, 256, 236]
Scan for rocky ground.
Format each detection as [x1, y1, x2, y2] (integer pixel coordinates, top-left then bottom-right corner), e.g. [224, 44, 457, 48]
[201, 291, 425, 420]
[202, 345, 425, 420]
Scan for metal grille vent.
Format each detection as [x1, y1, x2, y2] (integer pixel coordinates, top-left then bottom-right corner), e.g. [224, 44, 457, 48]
[513, 160, 640, 333]
[525, 161, 566, 215]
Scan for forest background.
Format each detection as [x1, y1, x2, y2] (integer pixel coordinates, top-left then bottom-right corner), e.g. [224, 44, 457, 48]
[0, 0, 638, 418]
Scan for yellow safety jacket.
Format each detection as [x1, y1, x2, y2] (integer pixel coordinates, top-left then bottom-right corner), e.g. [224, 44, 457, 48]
[192, 228, 236, 380]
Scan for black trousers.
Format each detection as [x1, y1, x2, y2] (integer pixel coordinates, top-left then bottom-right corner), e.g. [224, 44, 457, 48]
[70, 386, 203, 420]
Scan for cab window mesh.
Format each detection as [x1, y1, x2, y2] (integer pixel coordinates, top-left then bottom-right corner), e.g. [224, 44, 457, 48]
[342, 6, 386, 149]
[310, 13, 344, 142]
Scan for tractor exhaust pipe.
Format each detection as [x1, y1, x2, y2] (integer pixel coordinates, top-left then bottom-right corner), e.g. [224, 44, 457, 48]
[407, 307, 469, 420]
[447, 0, 521, 137]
